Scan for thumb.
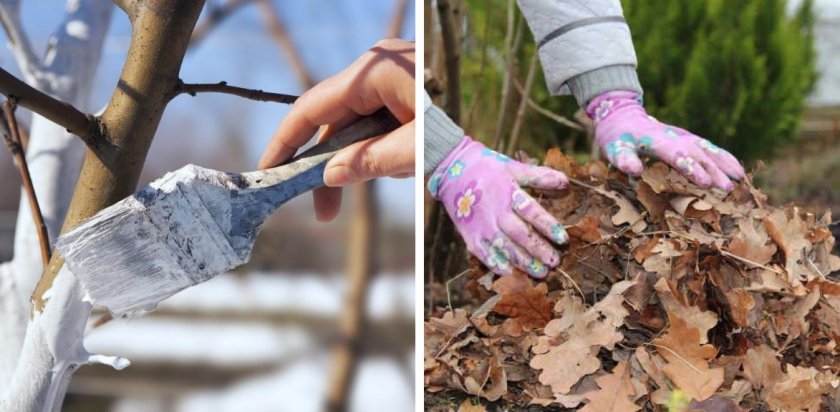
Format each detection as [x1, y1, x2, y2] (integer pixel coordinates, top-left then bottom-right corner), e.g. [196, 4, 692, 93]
[323, 120, 415, 186]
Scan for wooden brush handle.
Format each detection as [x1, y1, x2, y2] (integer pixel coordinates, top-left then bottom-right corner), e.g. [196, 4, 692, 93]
[239, 108, 402, 195]
[285, 107, 402, 163]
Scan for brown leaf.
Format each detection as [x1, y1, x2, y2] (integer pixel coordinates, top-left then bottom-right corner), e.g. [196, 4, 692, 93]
[655, 278, 718, 343]
[727, 217, 777, 266]
[763, 207, 812, 284]
[491, 271, 552, 330]
[743, 344, 783, 390]
[765, 365, 833, 412]
[652, 312, 725, 401]
[530, 281, 635, 396]
[457, 399, 486, 412]
[580, 360, 640, 412]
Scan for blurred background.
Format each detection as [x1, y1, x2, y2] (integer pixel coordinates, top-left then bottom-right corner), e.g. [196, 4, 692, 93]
[424, 0, 839, 290]
[0, 1, 415, 411]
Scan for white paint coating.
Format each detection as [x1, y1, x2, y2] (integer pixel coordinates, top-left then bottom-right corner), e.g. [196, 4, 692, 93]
[0, 1, 114, 410]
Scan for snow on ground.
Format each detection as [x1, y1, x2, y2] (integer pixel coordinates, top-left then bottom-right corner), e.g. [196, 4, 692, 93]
[85, 319, 313, 366]
[82, 271, 414, 411]
[155, 271, 414, 318]
[111, 356, 412, 412]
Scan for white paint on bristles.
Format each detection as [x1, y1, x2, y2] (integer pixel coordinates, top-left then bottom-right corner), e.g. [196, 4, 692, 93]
[58, 155, 332, 318]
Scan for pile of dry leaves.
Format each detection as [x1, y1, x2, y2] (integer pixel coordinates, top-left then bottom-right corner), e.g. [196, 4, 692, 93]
[425, 149, 840, 411]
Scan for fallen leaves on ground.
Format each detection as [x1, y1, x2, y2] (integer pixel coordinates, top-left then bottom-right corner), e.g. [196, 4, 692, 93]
[425, 150, 840, 410]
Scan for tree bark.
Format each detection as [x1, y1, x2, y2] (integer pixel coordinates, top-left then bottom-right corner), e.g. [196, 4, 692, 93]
[0, 0, 113, 392]
[1, 1, 205, 410]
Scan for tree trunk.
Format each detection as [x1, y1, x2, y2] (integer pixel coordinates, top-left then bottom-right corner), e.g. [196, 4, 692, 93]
[1, 1, 206, 410]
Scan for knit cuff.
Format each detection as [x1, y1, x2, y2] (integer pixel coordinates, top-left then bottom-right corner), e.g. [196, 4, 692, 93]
[567, 65, 642, 108]
[424, 100, 465, 175]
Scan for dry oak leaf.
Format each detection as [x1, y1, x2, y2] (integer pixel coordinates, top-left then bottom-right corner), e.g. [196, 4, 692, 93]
[763, 207, 812, 284]
[654, 277, 718, 343]
[491, 270, 553, 330]
[652, 312, 724, 402]
[580, 360, 640, 412]
[530, 281, 636, 397]
[765, 365, 834, 412]
[743, 344, 783, 390]
[727, 217, 777, 266]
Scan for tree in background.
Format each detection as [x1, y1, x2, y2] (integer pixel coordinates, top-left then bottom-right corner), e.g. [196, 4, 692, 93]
[444, 0, 816, 163]
[624, 0, 816, 162]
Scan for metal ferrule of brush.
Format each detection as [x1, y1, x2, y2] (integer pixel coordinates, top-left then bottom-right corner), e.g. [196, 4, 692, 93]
[56, 108, 400, 317]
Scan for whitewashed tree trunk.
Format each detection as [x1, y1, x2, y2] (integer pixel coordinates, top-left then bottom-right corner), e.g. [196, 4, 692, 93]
[0, 0, 114, 408]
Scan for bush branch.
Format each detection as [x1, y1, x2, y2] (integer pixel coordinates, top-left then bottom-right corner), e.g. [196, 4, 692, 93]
[0, 67, 101, 146]
[173, 80, 298, 104]
[1, 100, 50, 268]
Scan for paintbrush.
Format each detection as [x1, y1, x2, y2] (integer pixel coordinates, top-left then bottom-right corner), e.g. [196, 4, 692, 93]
[55, 108, 400, 317]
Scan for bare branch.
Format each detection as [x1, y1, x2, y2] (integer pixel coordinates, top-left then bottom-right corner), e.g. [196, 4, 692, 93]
[512, 76, 583, 131]
[190, 0, 256, 47]
[436, 0, 461, 123]
[325, 182, 377, 412]
[255, 0, 316, 89]
[506, 51, 538, 154]
[0, 2, 42, 83]
[387, 0, 409, 38]
[174, 80, 298, 104]
[0, 100, 50, 268]
[0, 67, 101, 146]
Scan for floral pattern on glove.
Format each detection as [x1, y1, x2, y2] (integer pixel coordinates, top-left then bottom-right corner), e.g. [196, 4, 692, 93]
[429, 137, 570, 278]
[588, 91, 746, 191]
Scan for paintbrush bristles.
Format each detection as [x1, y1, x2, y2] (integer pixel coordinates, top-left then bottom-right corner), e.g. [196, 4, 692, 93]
[57, 165, 246, 317]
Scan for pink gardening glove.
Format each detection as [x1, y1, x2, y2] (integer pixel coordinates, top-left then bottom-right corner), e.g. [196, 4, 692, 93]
[428, 137, 569, 278]
[589, 91, 745, 191]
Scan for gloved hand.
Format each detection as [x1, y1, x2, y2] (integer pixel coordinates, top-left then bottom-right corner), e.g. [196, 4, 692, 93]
[589, 91, 745, 191]
[428, 137, 569, 278]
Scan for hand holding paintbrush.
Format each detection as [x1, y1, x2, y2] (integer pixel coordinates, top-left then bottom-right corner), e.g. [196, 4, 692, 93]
[56, 39, 416, 317]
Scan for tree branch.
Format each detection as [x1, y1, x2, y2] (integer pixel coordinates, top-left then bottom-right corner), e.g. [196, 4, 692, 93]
[173, 80, 298, 104]
[0, 67, 101, 146]
[190, 0, 256, 47]
[255, 0, 316, 89]
[0, 100, 50, 268]
[0, 1, 42, 85]
[436, 0, 461, 123]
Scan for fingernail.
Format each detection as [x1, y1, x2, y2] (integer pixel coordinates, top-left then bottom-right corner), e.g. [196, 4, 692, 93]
[324, 166, 356, 187]
[528, 259, 548, 278]
[551, 224, 569, 244]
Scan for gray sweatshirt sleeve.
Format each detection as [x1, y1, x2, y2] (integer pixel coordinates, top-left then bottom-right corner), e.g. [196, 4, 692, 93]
[517, 0, 643, 106]
[424, 91, 464, 176]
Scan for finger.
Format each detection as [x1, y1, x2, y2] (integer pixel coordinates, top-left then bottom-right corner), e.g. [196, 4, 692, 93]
[507, 240, 548, 279]
[313, 187, 342, 222]
[510, 189, 568, 245]
[613, 151, 644, 176]
[697, 153, 734, 192]
[323, 120, 415, 186]
[499, 215, 560, 267]
[508, 163, 568, 190]
[671, 152, 712, 188]
[676, 131, 746, 181]
[703, 144, 745, 180]
[258, 39, 415, 168]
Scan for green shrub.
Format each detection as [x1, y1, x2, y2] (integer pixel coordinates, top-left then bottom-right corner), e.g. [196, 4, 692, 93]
[623, 0, 817, 161]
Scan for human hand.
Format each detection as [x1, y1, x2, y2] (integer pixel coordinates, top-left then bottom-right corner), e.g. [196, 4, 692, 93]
[258, 38, 415, 222]
[428, 137, 569, 278]
[588, 91, 745, 191]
